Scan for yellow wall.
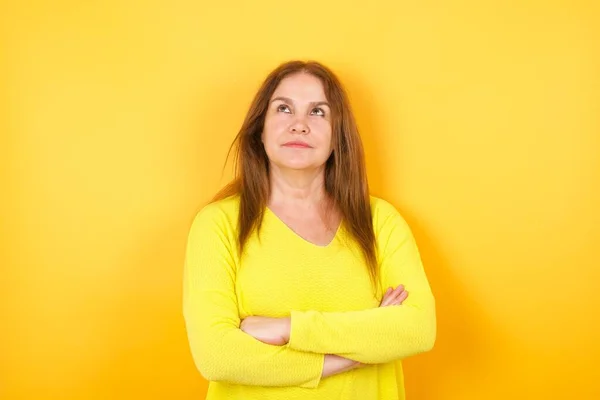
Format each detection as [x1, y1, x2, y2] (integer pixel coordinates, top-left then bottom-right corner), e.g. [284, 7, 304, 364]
[3, 1, 599, 399]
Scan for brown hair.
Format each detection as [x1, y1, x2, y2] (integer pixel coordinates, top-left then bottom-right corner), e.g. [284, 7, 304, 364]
[213, 60, 378, 285]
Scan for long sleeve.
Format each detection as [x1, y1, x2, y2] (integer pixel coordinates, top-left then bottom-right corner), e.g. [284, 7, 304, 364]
[287, 200, 436, 364]
[182, 204, 325, 388]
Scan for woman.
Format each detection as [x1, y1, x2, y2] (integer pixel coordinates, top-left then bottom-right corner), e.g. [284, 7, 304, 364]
[183, 60, 436, 399]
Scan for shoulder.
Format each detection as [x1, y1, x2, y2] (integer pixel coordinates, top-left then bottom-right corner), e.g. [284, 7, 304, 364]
[369, 195, 412, 238]
[189, 194, 240, 234]
[198, 194, 240, 218]
[369, 195, 403, 223]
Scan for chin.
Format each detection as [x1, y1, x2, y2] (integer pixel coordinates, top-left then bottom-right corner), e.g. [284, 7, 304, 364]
[274, 159, 324, 171]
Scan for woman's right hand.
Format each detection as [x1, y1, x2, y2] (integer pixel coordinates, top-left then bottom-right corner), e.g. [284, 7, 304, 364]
[322, 354, 361, 378]
[379, 285, 408, 307]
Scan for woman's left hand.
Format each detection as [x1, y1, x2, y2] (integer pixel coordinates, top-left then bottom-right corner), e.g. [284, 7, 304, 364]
[240, 316, 291, 345]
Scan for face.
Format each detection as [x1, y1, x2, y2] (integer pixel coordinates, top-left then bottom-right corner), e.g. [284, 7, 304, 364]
[261, 73, 333, 171]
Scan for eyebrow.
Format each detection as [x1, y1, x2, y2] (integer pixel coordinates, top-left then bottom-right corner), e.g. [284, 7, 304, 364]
[270, 96, 330, 108]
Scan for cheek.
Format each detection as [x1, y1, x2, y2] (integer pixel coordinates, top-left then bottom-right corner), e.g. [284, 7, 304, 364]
[261, 120, 283, 156]
[316, 122, 333, 148]
[263, 116, 287, 140]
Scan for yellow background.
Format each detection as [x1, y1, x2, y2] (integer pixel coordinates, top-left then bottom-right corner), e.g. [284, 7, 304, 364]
[2, 1, 599, 399]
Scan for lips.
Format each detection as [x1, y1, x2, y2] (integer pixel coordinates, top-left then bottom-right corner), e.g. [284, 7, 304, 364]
[282, 141, 312, 148]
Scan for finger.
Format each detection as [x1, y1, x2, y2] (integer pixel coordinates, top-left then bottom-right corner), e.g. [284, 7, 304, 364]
[381, 287, 399, 306]
[386, 285, 408, 306]
[386, 285, 405, 302]
[392, 284, 405, 296]
[382, 287, 392, 299]
[391, 290, 409, 305]
[379, 287, 393, 306]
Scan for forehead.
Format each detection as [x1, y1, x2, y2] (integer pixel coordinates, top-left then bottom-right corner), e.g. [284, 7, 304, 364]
[271, 73, 327, 101]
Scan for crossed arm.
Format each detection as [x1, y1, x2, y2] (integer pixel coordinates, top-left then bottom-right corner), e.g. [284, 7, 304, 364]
[182, 205, 436, 388]
[239, 285, 410, 379]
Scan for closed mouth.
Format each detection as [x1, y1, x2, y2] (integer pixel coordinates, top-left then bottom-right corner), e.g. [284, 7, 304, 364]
[283, 141, 312, 148]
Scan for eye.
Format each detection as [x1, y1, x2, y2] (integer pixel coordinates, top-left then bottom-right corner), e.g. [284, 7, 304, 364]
[311, 107, 325, 117]
[277, 104, 291, 113]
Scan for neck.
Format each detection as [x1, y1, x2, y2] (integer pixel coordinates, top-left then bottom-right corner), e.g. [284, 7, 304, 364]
[268, 165, 328, 208]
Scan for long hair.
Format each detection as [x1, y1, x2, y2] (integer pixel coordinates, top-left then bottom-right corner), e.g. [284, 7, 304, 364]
[213, 60, 378, 285]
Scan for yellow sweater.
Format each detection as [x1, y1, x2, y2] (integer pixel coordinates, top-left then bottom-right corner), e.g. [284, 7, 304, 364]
[183, 195, 436, 400]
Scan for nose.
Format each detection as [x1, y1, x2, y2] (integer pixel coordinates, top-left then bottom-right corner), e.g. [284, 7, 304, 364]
[290, 118, 310, 134]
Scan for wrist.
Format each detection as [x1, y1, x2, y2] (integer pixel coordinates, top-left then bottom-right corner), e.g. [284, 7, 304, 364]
[282, 317, 291, 343]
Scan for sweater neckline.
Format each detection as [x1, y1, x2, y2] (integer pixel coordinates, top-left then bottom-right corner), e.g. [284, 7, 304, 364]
[264, 207, 343, 249]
